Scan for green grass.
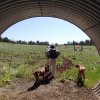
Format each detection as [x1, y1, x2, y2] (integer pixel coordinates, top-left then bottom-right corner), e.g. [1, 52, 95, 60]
[0, 42, 100, 88]
[58, 45, 100, 87]
[14, 64, 32, 78]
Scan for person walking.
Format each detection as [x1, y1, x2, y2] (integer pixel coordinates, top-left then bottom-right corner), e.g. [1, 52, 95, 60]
[45, 45, 60, 76]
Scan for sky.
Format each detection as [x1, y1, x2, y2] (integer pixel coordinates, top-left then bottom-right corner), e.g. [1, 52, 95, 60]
[1, 17, 90, 44]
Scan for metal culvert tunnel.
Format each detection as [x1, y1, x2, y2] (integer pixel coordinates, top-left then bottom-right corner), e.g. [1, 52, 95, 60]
[0, 0, 100, 54]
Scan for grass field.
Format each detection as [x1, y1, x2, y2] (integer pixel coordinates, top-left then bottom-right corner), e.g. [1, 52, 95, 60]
[0, 42, 100, 88]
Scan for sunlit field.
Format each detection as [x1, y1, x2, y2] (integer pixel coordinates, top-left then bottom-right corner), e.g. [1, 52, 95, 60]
[0, 42, 100, 88]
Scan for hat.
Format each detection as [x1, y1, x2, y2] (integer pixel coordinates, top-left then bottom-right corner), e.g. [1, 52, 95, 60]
[50, 45, 55, 48]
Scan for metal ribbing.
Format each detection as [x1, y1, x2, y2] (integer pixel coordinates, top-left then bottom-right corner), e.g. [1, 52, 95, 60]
[0, 0, 100, 54]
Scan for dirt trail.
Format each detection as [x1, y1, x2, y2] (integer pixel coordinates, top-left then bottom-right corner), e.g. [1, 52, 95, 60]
[0, 79, 99, 100]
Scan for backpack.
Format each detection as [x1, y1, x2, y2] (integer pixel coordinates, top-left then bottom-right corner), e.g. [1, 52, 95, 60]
[47, 49, 58, 58]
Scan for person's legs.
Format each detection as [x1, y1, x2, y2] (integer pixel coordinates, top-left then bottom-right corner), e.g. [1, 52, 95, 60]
[48, 58, 52, 73]
[48, 58, 56, 76]
[52, 59, 56, 75]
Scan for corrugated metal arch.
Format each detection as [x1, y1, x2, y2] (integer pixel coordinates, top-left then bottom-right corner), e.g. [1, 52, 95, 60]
[0, 0, 100, 54]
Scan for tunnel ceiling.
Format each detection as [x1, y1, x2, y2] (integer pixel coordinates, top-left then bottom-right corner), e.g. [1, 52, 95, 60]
[0, 0, 100, 54]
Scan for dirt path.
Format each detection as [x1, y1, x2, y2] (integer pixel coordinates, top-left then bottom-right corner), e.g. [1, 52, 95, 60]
[0, 79, 99, 100]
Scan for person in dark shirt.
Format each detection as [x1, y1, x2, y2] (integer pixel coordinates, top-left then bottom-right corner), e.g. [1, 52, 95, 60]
[45, 45, 60, 76]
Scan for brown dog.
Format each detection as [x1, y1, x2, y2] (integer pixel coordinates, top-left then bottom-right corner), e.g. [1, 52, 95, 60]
[27, 65, 54, 91]
[33, 65, 54, 83]
[75, 64, 86, 87]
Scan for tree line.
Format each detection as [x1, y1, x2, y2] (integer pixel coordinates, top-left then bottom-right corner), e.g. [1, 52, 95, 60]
[64, 40, 94, 46]
[0, 37, 49, 45]
[0, 36, 94, 45]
